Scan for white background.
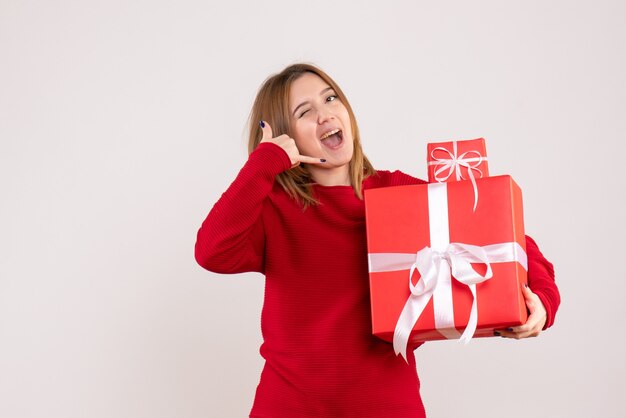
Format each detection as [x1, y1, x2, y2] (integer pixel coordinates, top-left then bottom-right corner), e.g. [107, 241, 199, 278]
[1, 1, 624, 417]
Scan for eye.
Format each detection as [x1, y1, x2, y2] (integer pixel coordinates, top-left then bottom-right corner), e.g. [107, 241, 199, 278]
[298, 109, 310, 119]
[326, 94, 337, 102]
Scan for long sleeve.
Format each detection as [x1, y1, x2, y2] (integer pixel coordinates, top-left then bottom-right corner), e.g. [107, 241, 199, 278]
[194, 142, 291, 274]
[525, 235, 560, 329]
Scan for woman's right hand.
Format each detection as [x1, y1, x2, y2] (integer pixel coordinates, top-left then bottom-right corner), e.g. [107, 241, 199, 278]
[259, 121, 326, 168]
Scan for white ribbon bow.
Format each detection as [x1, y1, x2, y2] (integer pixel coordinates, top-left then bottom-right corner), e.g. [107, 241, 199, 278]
[368, 242, 527, 362]
[393, 243, 492, 361]
[428, 141, 487, 211]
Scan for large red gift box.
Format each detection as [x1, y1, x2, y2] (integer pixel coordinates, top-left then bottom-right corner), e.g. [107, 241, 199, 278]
[427, 138, 489, 183]
[364, 175, 528, 359]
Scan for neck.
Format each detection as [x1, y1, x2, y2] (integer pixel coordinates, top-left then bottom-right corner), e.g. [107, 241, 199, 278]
[308, 165, 351, 186]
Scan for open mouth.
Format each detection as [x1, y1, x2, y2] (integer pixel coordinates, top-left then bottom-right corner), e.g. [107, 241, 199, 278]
[320, 129, 344, 149]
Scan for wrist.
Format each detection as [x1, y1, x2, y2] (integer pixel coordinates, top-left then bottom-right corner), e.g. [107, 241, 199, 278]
[251, 142, 292, 176]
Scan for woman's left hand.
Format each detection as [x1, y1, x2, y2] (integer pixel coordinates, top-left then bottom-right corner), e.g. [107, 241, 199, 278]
[496, 284, 547, 339]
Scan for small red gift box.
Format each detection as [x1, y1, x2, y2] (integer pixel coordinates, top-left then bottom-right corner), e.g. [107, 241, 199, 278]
[364, 175, 528, 359]
[427, 138, 489, 184]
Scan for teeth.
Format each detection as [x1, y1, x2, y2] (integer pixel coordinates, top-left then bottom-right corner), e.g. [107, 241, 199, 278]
[320, 129, 340, 140]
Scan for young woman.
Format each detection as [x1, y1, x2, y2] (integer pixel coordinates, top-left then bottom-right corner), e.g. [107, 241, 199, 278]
[195, 63, 560, 418]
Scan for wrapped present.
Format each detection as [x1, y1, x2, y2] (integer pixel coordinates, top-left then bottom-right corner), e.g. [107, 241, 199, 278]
[364, 175, 528, 360]
[427, 138, 489, 183]
[428, 138, 489, 211]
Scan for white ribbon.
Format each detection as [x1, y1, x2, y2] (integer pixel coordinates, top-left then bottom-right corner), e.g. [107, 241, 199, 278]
[428, 141, 487, 211]
[367, 183, 527, 362]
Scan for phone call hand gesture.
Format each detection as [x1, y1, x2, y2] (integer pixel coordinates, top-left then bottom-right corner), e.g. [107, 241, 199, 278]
[259, 121, 326, 168]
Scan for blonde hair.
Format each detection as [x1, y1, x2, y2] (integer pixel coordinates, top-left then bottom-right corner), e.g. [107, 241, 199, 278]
[247, 63, 375, 207]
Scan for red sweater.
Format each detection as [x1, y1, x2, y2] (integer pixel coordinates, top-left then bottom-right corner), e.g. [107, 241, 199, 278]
[195, 143, 560, 418]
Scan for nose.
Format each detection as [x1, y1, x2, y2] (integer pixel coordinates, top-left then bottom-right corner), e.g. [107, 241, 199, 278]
[316, 107, 334, 124]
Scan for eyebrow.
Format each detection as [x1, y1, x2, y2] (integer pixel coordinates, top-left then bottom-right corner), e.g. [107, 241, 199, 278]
[292, 87, 334, 117]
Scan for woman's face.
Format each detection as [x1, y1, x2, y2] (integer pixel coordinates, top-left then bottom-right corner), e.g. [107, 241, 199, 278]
[288, 73, 354, 175]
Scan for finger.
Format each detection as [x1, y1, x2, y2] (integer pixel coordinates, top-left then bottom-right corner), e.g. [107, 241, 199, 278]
[495, 321, 533, 337]
[497, 331, 523, 339]
[507, 322, 533, 334]
[496, 311, 543, 339]
[501, 325, 541, 339]
[296, 155, 327, 165]
[259, 120, 273, 141]
[499, 331, 538, 339]
[522, 283, 534, 300]
[504, 311, 540, 334]
[518, 283, 536, 320]
[496, 328, 532, 339]
[495, 326, 524, 338]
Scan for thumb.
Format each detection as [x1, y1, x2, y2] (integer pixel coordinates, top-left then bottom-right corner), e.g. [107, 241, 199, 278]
[260, 120, 274, 141]
[521, 283, 535, 311]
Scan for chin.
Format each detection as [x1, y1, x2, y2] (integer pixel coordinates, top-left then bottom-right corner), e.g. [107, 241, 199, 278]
[327, 153, 353, 168]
